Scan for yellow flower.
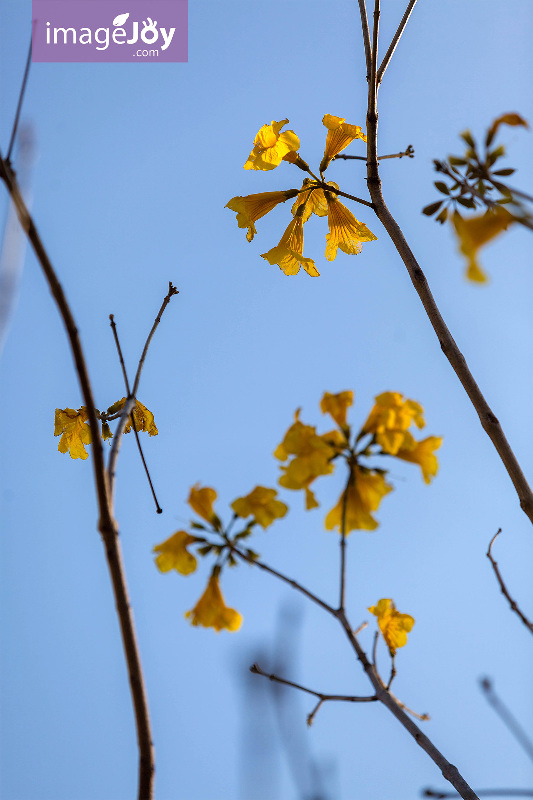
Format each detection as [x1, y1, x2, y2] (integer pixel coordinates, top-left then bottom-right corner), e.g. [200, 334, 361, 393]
[452, 208, 514, 283]
[226, 190, 298, 242]
[274, 411, 344, 508]
[324, 193, 377, 261]
[486, 112, 528, 142]
[188, 484, 219, 526]
[261, 216, 320, 277]
[291, 179, 329, 222]
[362, 392, 425, 455]
[111, 398, 158, 436]
[368, 598, 415, 655]
[325, 467, 393, 532]
[244, 119, 300, 171]
[54, 407, 92, 460]
[231, 486, 288, 529]
[320, 390, 354, 428]
[185, 574, 242, 632]
[320, 114, 367, 173]
[153, 531, 197, 575]
[396, 436, 442, 484]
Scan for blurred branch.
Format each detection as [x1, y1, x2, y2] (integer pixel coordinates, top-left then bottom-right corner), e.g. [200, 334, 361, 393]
[487, 531, 533, 634]
[423, 791, 533, 798]
[334, 145, 415, 161]
[0, 152, 155, 800]
[480, 677, 533, 762]
[6, 38, 32, 163]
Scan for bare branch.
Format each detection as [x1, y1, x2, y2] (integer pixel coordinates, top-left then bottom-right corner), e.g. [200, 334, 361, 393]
[335, 144, 414, 161]
[0, 153, 155, 800]
[357, 0, 372, 79]
[424, 790, 533, 799]
[6, 38, 32, 163]
[132, 281, 178, 397]
[487, 531, 533, 634]
[376, 0, 417, 85]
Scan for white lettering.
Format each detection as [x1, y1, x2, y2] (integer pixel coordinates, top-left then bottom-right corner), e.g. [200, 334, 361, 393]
[127, 21, 139, 44]
[112, 27, 126, 44]
[94, 27, 110, 51]
[160, 28, 175, 51]
[79, 28, 92, 45]
[54, 27, 76, 45]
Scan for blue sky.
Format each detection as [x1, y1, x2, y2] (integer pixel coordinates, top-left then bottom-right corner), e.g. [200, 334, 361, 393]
[1, 1, 532, 799]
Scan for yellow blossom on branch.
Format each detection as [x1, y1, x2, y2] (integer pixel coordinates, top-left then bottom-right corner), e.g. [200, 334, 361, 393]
[325, 468, 393, 533]
[153, 531, 198, 575]
[452, 207, 514, 283]
[225, 190, 298, 242]
[54, 407, 92, 459]
[368, 598, 415, 655]
[320, 390, 354, 428]
[231, 486, 288, 529]
[396, 436, 443, 484]
[110, 398, 158, 436]
[261, 215, 320, 277]
[188, 484, 219, 527]
[244, 119, 300, 171]
[324, 192, 377, 261]
[486, 112, 528, 143]
[291, 179, 329, 222]
[320, 114, 367, 173]
[275, 411, 345, 508]
[185, 573, 242, 632]
[362, 392, 425, 455]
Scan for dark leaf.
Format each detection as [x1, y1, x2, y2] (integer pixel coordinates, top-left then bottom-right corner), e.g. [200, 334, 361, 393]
[434, 181, 450, 195]
[422, 201, 443, 216]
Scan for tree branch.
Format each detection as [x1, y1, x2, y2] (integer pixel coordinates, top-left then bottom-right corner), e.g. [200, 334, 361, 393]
[357, 0, 372, 79]
[376, 0, 417, 85]
[480, 677, 533, 762]
[487, 531, 533, 634]
[0, 152, 155, 800]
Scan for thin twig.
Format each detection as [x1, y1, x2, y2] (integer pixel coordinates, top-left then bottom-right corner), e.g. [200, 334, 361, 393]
[335, 145, 414, 161]
[109, 315, 162, 514]
[487, 531, 533, 634]
[480, 678, 533, 762]
[315, 180, 374, 209]
[250, 662, 377, 726]
[132, 281, 178, 397]
[230, 545, 335, 616]
[338, 470, 351, 611]
[357, 0, 372, 79]
[0, 153, 155, 800]
[376, 0, 417, 85]
[6, 38, 33, 163]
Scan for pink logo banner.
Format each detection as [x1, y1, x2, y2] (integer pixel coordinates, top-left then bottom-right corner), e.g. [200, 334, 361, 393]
[32, 1, 187, 63]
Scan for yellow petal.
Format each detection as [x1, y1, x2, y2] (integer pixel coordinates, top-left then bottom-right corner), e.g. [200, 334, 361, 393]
[185, 574, 242, 632]
[153, 531, 197, 575]
[452, 208, 514, 284]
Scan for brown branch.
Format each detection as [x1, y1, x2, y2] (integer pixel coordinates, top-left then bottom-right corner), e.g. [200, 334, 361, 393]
[424, 791, 533, 799]
[132, 281, 178, 397]
[250, 662, 377, 726]
[314, 180, 374, 208]
[363, 39, 533, 527]
[0, 153, 155, 799]
[487, 531, 533, 634]
[357, 0, 372, 79]
[376, 0, 417, 85]
[335, 144, 414, 161]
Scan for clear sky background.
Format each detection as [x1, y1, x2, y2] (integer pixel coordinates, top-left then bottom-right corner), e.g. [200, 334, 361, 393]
[1, 2, 532, 799]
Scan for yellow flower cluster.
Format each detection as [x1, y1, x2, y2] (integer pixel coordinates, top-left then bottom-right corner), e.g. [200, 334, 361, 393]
[153, 483, 287, 632]
[275, 390, 441, 533]
[226, 115, 376, 276]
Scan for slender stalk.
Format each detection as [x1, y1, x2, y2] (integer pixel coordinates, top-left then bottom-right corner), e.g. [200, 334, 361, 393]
[480, 678, 533, 762]
[376, 0, 417, 84]
[338, 470, 351, 611]
[357, 0, 372, 79]
[487, 531, 533, 634]
[0, 153, 155, 799]
[335, 145, 414, 161]
[363, 42, 533, 526]
[132, 282, 178, 397]
[424, 791, 533, 799]
[6, 38, 33, 162]
[109, 315, 163, 513]
[315, 181, 374, 208]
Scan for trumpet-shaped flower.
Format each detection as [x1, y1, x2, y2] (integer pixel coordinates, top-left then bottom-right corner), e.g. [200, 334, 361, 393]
[452, 208, 514, 283]
[325, 194, 377, 261]
[244, 119, 300, 171]
[320, 390, 354, 428]
[325, 468, 393, 532]
[396, 436, 443, 484]
[231, 486, 288, 529]
[320, 114, 367, 173]
[153, 531, 197, 575]
[54, 407, 92, 459]
[362, 392, 425, 455]
[487, 112, 528, 142]
[368, 598, 415, 655]
[275, 412, 344, 508]
[188, 484, 219, 526]
[226, 190, 298, 242]
[185, 574, 242, 632]
[291, 179, 329, 222]
[110, 398, 158, 436]
[261, 216, 320, 277]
